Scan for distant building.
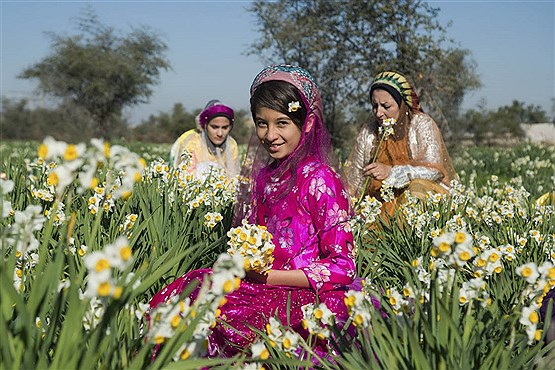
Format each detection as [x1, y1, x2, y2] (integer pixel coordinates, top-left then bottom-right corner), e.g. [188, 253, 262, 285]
[521, 123, 555, 145]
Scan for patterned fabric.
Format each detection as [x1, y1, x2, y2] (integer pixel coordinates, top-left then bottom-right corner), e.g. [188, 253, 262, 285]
[168, 129, 239, 177]
[250, 65, 321, 111]
[370, 71, 422, 111]
[344, 70, 457, 212]
[344, 113, 457, 205]
[149, 157, 356, 356]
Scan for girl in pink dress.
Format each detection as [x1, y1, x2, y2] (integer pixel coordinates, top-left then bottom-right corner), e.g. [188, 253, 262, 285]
[149, 65, 357, 357]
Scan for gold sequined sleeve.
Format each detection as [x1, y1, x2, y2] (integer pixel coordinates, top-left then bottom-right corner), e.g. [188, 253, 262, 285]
[343, 124, 377, 200]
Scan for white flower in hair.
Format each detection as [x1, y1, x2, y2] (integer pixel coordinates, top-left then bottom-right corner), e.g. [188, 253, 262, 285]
[288, 101, 301, 112]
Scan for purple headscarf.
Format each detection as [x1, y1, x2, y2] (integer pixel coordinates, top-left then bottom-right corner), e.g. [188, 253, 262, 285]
[197, 99, 234, 129]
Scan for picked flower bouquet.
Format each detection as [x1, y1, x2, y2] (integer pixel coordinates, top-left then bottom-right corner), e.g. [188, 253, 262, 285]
[226, 220, 275, 274]
[355, 117, 397, 208]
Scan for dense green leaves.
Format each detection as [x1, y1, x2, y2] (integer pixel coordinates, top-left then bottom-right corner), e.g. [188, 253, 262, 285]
[248, 0, 481, 145]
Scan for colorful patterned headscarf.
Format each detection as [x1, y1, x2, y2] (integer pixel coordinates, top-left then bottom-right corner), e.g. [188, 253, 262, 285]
[250, 64, 324, 127]
[370, 71, 422, 111]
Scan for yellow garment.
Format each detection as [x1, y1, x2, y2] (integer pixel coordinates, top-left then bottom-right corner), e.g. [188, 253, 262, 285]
[169, 129, 239, 177]
[536, 192, 555, 206]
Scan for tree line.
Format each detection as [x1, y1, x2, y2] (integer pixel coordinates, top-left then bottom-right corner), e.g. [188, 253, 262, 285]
[1, 2, 553, 149]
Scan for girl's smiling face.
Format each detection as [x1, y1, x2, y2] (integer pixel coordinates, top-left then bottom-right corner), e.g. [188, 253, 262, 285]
[255, 107, 302, 161]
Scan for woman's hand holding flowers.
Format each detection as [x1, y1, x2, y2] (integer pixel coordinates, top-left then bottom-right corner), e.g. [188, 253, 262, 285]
[363, 162, 391, 181]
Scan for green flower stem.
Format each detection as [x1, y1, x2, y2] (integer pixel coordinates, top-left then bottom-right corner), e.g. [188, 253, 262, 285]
[354, 131, 387, 209]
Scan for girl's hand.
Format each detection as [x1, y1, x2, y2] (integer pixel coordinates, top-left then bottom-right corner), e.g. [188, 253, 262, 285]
[245, 270, 268, 284]
[363, 162, 391, 181]
[246, 270, 310, 288]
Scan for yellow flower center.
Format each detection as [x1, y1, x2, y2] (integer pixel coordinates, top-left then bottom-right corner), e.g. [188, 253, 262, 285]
[283, 338, 291, 349]
[439, 242, 451, 253]
[180, 349, 190, 360]
[154, 335, 166, 345]
[64, 144, 78, 161]
[529, 311, 539, 324]
[455, 232, 466, 243]
[171, 314, 181, 328]
[38, 144, 48, 159]
[95, 259, 110, 272]
[120, 246, 132, 261]
[97, 282, 111, 296]
[103, 142, 111, 158]
[260, 348, 269, 360]
[459, 251, 471, 261]
[223, 279, 233, 293]
[344, 296, 356, 307]
[521, 267, 533, 278]
[47, 172, 59, 186]
[314, 308, 323, 320]
[113, 286, 122, 299]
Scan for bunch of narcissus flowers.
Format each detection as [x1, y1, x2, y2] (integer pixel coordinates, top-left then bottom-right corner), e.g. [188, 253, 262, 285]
[226, 220, 275, 274]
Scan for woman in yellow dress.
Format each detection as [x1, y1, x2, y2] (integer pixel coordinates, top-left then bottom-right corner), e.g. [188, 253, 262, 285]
[169, 99, 240, 178]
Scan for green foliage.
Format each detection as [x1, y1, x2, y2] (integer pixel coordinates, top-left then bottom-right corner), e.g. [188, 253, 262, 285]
[18, 8, 170, 139]
[132, 103, 198, 143]
[1, 141, 554, 369]
[452, 142, 554, 198]
[248, 0, 481, 148]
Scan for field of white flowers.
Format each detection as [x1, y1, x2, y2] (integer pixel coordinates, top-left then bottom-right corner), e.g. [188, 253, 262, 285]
[1, 138, 554, 369]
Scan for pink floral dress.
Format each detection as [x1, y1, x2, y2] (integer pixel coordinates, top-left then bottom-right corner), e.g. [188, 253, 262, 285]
[149, 156, 356, 357]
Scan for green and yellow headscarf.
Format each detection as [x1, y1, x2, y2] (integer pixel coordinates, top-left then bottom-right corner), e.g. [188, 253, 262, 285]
[370, 71, 422, 111]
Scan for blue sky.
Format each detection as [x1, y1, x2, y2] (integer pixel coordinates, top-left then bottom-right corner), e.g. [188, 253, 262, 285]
[2, 0, 554, 124]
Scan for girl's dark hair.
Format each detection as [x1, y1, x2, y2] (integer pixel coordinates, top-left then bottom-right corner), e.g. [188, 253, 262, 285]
[250, 80, 307, 128]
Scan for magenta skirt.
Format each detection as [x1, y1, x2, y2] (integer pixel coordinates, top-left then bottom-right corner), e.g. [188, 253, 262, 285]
[149, 268, 357, 357]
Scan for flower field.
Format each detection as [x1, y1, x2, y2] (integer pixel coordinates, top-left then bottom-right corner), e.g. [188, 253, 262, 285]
[1, 138, 554, 369]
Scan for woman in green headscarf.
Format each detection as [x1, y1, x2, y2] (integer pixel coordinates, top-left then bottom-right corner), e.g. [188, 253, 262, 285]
[344, 71, 457, 215]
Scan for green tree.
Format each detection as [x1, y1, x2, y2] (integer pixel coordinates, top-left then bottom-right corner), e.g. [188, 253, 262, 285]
[131, 103, 197, 143]
[0, 97, 99, 142]
[19, 8, 171, 139]
[248, 0, 480, 147]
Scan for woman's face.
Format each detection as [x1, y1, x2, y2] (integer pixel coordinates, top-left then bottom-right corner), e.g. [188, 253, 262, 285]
[371, 89, 400, 123]
[205, 116, 232, 146]
[255, 107, 302, 161]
